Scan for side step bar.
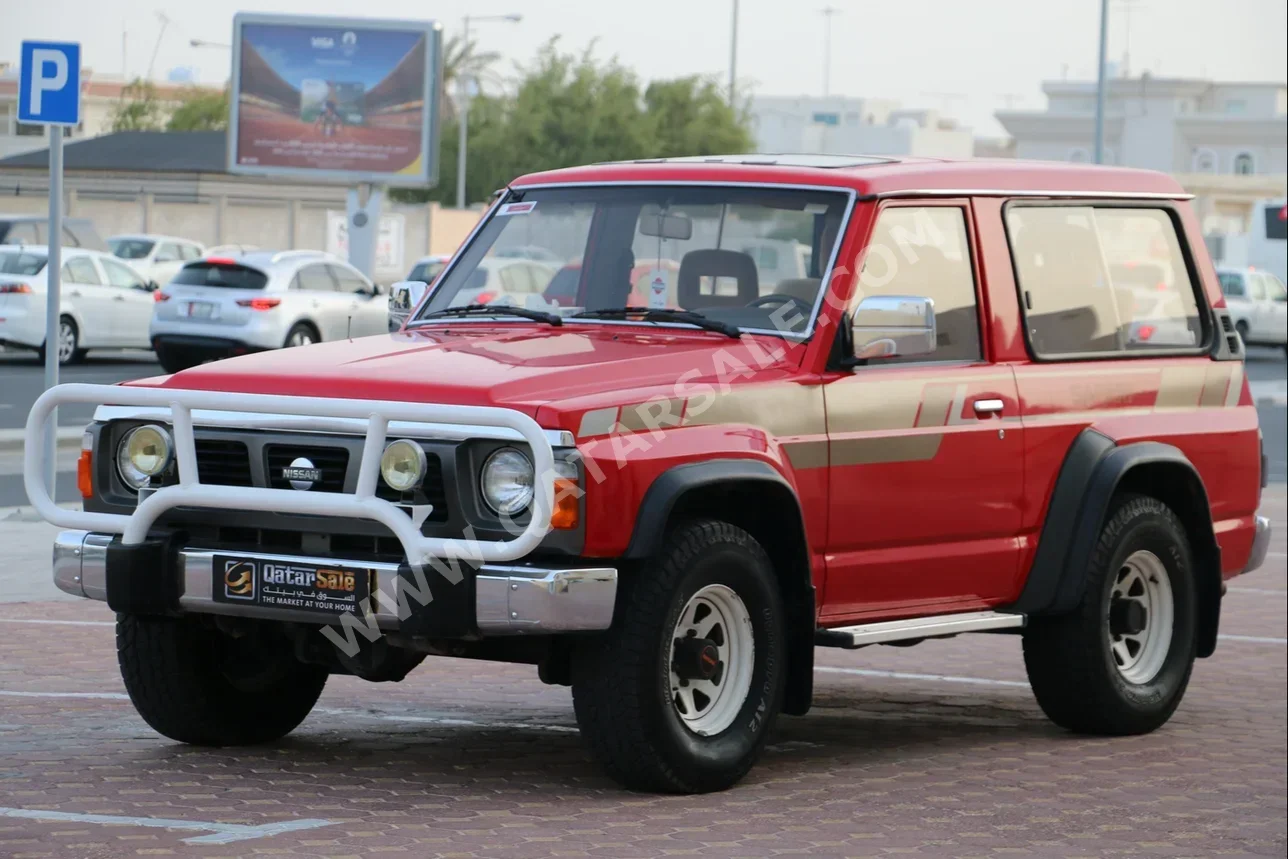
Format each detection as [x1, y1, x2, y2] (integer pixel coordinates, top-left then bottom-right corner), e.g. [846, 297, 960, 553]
[816, 611, 1026, 649]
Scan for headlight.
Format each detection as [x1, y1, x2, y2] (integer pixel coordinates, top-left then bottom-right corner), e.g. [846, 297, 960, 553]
[380, 439, 427, 492]
[480, 447, 534, 516]
[117, 424, 172, 489]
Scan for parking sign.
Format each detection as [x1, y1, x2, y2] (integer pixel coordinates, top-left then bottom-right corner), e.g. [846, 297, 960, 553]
[18, 40, 81, 126]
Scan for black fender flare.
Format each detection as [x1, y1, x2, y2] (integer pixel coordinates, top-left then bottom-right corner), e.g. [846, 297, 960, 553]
[1011, 429, 1222, 657]
[624, 459, 817, 716]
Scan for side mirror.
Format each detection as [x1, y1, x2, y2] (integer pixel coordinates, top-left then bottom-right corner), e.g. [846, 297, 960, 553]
[389, 280, 429, 331]
[148, 280, 160, 292]
[850, 295, 937, 361]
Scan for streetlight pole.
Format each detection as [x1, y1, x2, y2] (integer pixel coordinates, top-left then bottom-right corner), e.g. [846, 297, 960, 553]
[1093, 0, 1109, 164]
[821, 6, 840, 98]
[728, 0, 739, 107]
[456, 13, 521, 210]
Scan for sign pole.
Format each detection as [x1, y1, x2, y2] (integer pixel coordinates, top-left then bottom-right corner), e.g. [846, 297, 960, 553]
[44, 127, 64, 499]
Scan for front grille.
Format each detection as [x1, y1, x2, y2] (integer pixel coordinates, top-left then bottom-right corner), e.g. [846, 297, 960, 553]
[195, 439, 252, 486]
[266, 444, 348, 493]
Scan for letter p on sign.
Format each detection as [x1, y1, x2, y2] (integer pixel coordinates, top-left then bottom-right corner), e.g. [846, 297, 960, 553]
[19, 41, 81, 126]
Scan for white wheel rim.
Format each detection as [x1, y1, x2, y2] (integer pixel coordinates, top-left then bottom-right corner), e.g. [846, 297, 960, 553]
[57, 322, 76, 362]
[1108, 550, 1174, 684]
[669, 584, 755, 737]
[289, 330, 313, 347]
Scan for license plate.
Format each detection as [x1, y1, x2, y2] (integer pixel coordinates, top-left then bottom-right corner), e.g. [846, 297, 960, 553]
[212, 555, 372, 616]
[181, 301, 217, 319]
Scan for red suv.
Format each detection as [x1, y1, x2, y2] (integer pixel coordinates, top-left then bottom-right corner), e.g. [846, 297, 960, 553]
[29, 154, 1270, 794]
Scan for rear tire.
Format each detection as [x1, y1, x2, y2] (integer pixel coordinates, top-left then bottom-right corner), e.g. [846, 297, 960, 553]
[117, 614, 327, 746]
[1023, 494, 1197, 735]
[284, 322, 318, 348]
[36, 316, 82, 365]
[571, 520, 786, 793]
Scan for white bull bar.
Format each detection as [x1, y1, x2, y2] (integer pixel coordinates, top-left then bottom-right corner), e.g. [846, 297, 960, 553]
[23, 383, 559, 564]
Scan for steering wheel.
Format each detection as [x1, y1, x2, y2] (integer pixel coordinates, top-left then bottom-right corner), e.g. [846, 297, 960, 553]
[745, 293, 814, 316]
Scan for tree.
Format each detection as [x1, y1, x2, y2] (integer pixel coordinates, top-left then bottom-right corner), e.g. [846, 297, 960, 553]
[109, 79, 164, 132]
[441, 34, 503, 118]
[167, 87, 229, 132]
[391, 40, 754, 206]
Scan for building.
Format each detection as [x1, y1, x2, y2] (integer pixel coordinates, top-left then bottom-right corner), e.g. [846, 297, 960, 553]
[0, 64, 221, 159]
[0, 131, 481, 282]
[996, 75, 1287, 234]
[749, 95, 974, 159]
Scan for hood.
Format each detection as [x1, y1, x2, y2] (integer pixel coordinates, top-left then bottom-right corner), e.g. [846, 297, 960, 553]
[133, 324, 802, 420]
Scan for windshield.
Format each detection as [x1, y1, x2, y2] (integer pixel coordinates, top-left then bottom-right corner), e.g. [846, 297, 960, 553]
[0, 251, 48, 275]
[415, 185, 850, 335]
[109, 238, 155, 260]
[408, 260, 446, 283]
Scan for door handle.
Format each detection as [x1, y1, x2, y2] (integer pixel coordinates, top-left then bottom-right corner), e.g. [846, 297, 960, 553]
[69, 290, 82, 297]
[113, 295, 126, 302]
[973, 398, 1005, 416]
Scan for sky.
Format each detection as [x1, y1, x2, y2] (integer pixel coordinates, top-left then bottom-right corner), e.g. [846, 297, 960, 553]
[3, 0, 1286, 137]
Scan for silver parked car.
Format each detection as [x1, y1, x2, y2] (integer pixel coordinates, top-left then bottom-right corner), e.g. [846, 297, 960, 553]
[149, 250, 385, 374]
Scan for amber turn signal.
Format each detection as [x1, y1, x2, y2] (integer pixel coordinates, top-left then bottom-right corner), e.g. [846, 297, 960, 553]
[550, 478, 580, 530]
[77, 449, 93, 498]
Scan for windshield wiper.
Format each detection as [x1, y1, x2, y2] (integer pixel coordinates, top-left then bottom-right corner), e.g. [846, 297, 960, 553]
[421, 303, 562, 326]
[570, 307, 741, 338]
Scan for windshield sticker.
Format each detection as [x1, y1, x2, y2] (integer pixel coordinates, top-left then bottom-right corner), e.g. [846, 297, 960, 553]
[645, 268, 670, 309]
[498, 201, 537, 216]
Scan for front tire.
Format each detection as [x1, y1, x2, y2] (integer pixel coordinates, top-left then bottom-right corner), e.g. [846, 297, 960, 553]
[117, 614, 327, 746]
[571, 520, 786, 793]
[284, 322, 318, 348]
[1023, 494, 1197, 735]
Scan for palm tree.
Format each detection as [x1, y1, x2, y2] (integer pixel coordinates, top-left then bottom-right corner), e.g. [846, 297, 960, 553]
[441, 34, 504, 118]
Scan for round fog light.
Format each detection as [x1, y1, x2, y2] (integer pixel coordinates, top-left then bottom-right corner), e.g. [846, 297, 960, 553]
[380, 439, 427, 492]
[118, 424, 172, 489]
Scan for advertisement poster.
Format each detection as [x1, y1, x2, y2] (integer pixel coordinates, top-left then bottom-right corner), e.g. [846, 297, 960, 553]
[229, 14, 440, 185]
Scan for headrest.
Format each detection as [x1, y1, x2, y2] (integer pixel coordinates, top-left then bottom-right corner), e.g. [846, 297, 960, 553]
[774, 277, 821, 304]
[678, 249, 759, 309]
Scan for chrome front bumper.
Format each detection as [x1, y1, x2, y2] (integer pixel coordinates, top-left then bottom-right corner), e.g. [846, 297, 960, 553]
[53, 530, 617, 635]
[1242, 515, 1272, 574]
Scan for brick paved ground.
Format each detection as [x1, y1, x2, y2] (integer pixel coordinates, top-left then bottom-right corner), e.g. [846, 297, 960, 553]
[0, 491, 1283, 858]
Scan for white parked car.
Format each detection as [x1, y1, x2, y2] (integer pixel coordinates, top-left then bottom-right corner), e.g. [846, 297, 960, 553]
[0, 245, 156, 363]
[1217, 266, 1288, 353]
[150, 250, 386, 374]
[108, 234, 206, 288]
[407, 254, 450, 286]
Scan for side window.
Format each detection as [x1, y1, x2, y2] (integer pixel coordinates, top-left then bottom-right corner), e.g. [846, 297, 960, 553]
[853, 206, 982, 363]
[102, 257, 146, 291]
[294, 264, 338, 292]
[526, 264, 555, 293]
[1006, 205, 1203, 355]
[180, 244, 202, 261]
[61, 226, 82, 247]
[101, 258, 145, 289]
[328, 264, 370, 292]
[1219, 273, 1246, 298]
[499, 265, 524, 292]
[155, 243, 181, 262]
[62, 257, 102, 285]
[1265, 274, 1287, 302]
[1248, 273, 1268, 301]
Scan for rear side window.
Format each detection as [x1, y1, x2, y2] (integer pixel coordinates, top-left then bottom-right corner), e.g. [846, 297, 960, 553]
[2, 222, 42, 244]
[63, 257, 101, 284]
[171, 262, 269, 290]
[1006, 205, 1203, 355]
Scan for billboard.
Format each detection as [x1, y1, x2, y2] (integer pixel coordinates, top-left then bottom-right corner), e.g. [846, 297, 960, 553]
[228, 13, 442, 186]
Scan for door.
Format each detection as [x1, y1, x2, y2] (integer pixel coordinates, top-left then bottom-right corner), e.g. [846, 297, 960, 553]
[150, 241, 186, 286]
[99, 257, 155, 347]
[822, 202, 1026, 621]
[292, 263, 344, 340]
[328, 264, 385, 337]
[60, 255, 116, 347]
